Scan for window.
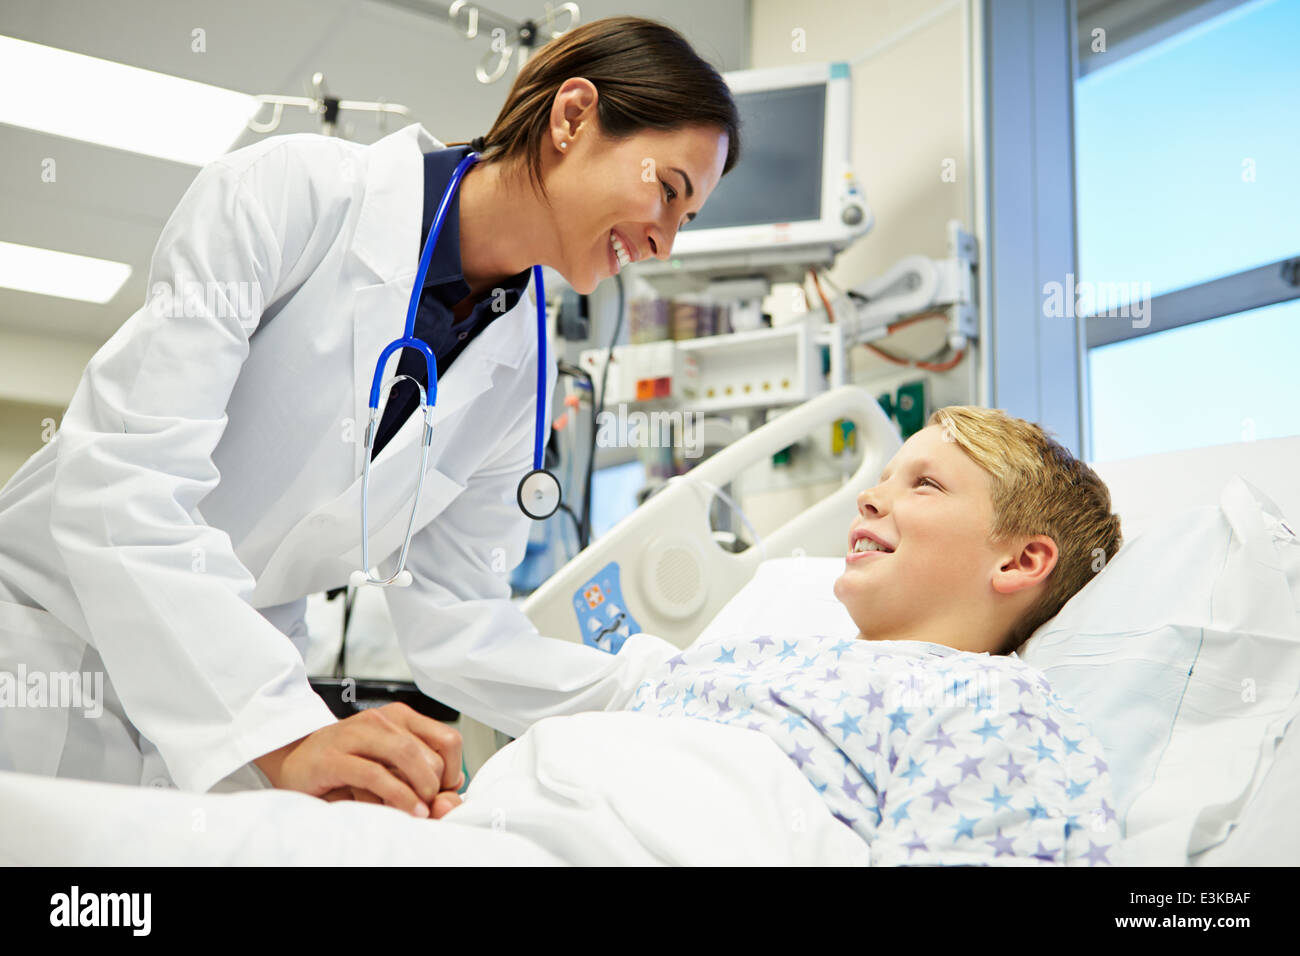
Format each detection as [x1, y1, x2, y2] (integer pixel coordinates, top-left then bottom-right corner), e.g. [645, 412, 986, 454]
[1074, 0, 1300, 460]
[1088, 298, 1300, 461]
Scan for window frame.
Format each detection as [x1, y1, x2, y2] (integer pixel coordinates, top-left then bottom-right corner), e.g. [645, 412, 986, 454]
[979, 0, 1300, 460]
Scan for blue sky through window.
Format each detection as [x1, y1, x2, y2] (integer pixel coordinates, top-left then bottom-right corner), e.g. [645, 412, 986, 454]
[1076, 0, 1300, 461]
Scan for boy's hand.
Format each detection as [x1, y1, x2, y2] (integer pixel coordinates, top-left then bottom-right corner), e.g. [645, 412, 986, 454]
[254, 702, 463, 818]
[322, 776, 466, 818]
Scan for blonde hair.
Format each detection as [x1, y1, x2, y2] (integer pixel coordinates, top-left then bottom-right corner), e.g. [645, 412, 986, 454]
[927, 406, 1122, 654]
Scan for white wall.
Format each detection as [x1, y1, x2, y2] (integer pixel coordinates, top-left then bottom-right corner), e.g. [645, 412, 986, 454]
[754, 0, 971, 315]
[741, 0, 980, 539]
[0, 329, 95, 485]
[0, 398, 63, 481]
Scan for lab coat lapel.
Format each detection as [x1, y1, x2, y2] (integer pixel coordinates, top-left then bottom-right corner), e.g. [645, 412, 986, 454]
[347, 281, 487, 537]
[252, 124, 537, 604]
[250, 278, 485, 604]
[346, 121, 434, 479]
[345, 121, 533, 477]
[348, 122, 438, 287]
[348, 276, 536, 533]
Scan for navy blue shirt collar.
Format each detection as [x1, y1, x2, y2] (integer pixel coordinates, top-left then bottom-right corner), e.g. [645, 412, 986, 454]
[420, 145, 531, 300]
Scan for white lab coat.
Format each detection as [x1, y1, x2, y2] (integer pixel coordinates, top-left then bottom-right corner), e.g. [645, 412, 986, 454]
[0, 123, 675, 793]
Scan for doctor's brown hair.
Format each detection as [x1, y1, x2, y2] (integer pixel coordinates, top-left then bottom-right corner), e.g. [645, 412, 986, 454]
[928, 406, 1123, 656]
[448, 15, 741, 203]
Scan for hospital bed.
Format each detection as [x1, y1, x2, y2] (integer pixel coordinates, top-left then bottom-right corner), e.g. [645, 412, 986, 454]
[471, 385, 1300, 866]
[525, 385, 902, 650]
[1, 387, 1296, 866]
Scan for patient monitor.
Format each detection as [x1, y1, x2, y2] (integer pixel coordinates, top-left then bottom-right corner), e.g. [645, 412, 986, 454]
[634, 61, 871, 299]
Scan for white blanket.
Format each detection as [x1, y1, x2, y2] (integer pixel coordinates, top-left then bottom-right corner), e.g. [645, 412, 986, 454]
[0, 712, 868, 866]
[443, 712, 869, 865]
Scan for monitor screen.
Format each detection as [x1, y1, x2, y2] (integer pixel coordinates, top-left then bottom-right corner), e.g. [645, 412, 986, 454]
[680, 83, 826, 232]
[588, 459, 646, 541]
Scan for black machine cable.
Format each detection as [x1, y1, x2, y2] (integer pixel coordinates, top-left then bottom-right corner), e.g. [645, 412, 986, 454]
[580, 272, 624, 549]
[332, 586, 355, 678]
[554, 360, 592, 555]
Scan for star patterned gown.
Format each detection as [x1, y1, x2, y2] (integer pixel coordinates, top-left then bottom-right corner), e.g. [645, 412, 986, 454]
[629, 634, 1122, 866]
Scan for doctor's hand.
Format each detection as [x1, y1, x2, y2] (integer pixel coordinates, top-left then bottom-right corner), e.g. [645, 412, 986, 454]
[253, 702, 464, 819]
[322, 780, 465, 818]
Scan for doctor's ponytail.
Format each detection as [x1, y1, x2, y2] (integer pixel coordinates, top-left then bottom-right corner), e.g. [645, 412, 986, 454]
[450, 15, 740, 203]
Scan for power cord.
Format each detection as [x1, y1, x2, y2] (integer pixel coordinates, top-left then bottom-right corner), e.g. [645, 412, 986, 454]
[580, 272, 624, 549]
[810, 268, 965, 372]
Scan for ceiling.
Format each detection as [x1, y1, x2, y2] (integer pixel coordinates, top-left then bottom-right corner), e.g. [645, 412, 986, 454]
[0, 0, 747, 344]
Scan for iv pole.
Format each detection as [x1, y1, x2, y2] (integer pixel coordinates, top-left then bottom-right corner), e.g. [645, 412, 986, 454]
[247, 72, 413, 138]
[246, 3, 580, 137]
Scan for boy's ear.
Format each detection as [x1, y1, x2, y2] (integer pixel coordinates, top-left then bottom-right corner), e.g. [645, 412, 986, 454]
[991, 535, 1058, 595]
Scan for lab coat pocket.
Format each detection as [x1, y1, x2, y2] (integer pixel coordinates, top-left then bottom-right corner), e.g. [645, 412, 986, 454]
[339, 465, 466, 569]
[0, 599, 91, 777]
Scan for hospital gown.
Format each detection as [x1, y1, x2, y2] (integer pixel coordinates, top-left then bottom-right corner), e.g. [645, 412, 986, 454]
[627, 634, 1122, 866]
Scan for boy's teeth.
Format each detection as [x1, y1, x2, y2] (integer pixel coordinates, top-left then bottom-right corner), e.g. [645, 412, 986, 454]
[852, 538, 889, 553]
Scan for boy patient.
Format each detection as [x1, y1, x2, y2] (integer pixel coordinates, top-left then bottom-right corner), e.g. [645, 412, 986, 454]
[626, 405, 1124, 865]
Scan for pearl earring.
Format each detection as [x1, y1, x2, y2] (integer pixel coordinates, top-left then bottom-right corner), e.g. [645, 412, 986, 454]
[560, 141, 568, 150]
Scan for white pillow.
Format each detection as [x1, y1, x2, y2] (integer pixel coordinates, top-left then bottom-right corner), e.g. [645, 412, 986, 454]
[696, 556, 856, 646]
[1019, 475, 1300, 865]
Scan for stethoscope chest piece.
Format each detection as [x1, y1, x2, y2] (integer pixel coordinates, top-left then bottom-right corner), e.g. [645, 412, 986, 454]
[517, 468, 561, 520]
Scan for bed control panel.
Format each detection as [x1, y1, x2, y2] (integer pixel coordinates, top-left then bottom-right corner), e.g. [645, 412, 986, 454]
[573, 561, 642, 655]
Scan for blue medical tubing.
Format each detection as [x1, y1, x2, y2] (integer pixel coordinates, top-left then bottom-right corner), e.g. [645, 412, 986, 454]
[365, 150, 480, 411]
[369, 338, 437, 411]
[364, 149, 546, 475]
[531, 262, 546, 472]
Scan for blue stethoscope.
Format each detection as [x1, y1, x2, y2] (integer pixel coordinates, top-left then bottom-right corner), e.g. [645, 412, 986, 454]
[349, 150, 560, 589]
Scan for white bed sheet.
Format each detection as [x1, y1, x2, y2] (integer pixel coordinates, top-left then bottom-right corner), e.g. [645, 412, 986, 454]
[0, 711, 868, 867]
[1190, 701, 1300, 866]
[0, 768, 563, 866]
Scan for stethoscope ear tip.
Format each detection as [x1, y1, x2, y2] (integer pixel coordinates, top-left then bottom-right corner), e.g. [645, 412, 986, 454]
[349, 569, 369, 589]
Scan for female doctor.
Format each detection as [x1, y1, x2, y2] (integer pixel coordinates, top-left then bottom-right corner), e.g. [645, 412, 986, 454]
[0, 15, 738, 818]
